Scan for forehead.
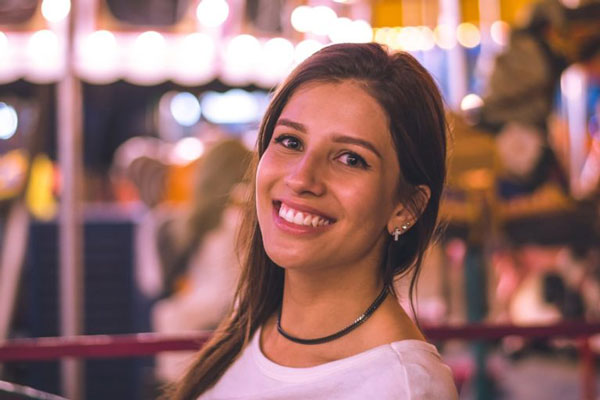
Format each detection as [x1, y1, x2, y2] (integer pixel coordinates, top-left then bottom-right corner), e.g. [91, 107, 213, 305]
[278, 81, 394, 147]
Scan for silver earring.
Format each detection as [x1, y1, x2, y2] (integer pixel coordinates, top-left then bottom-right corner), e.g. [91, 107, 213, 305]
[392, 227, 402, 241]
[401, 222, 410, 231]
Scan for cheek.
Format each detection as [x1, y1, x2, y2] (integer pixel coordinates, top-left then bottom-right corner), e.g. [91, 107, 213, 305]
[255, 152, 278, 217]
[360, 179, 397, 226]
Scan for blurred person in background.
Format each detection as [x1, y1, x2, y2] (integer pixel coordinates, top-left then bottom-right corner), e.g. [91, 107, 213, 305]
[149, 138, 251, 384]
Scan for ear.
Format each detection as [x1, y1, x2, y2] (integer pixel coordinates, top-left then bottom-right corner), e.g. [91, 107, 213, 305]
[387, 185, 431, 235]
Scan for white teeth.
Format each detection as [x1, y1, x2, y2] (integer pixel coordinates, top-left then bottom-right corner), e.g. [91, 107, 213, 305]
[285, 209, 294, 221]
[277, 203, 331, 227]
[293, 212, 304, 225]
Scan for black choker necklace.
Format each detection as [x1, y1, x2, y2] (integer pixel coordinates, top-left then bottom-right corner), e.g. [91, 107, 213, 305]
[277, 287, 389, 345]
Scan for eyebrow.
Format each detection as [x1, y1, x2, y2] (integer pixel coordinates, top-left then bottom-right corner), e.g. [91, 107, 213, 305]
[275, 118, 382, 159]
[332, 135, 382, 159]
[275, 118, 307, 132]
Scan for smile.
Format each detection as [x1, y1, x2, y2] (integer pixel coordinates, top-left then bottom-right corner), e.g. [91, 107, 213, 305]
[274, 201, 335, 228]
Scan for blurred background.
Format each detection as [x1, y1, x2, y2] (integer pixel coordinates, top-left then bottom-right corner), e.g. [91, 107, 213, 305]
[0, 0, 600, 399]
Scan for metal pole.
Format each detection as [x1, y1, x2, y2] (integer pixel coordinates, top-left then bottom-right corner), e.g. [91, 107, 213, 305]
[57, 0, 84, 398]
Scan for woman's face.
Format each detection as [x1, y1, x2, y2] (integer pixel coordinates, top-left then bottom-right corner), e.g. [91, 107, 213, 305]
[256, 80, 405, 274]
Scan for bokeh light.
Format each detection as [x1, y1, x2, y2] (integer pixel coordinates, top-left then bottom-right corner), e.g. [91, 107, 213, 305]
[0, 102, 18, 140]
[201, 89, 260, 124]
[328, 17, 352, 43]
[456, 23, 481, 48]
[258, 37, 294, 85]
[41, 0, 71, 23]
[490, 20, 510, 46]
[171, 33, 216, 85]
[170, 92, 201, 127]
[312, 6, 337, 36]
[419, 26, 435, 51]
[460, 93, 484, 112]
[349, 20, 373, 43]
[400, 27, 422, 52]
[434, 24, 456, 49]
[222, 34, 261, 84]
[290, 6, 313, 33]
[171, 137, 205, 165]
[196, 0, 229, 28]
[82, 30, 117, 64]
[561, 67, 584, 100]
[132, 31, 166, 64]
[28, 30, 59, 59]
[76, 30, 119, 83]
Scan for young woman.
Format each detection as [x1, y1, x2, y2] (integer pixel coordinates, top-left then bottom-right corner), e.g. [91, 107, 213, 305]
[171, 42, 458, 399]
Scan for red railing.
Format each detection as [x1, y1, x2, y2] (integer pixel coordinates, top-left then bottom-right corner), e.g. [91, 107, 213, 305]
[1, 321, 599, 361]
[1, 321, 599, 399]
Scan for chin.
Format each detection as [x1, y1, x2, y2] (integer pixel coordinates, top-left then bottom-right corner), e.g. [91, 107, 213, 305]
[263, 243, 304, 270]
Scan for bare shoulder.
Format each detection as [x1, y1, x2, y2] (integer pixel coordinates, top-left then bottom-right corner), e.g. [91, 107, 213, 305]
[358, 295, 426, 346]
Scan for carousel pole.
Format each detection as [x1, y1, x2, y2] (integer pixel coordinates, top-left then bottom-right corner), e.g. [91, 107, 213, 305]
[438, 0, 467, 110]
[57, 0, 84, 398]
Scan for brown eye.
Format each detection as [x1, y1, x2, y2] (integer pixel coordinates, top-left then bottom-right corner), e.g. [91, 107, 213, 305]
[338, 152, 369, 169]
[274, 135, 302, 150]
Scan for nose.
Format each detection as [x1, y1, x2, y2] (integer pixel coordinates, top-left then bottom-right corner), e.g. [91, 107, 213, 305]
[284, 153, 326, 196]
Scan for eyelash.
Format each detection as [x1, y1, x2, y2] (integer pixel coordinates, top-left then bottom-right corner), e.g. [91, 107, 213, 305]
[272, 134, 371, 170]
[273, 135, 302, 150]
[338, 152, 370, 169]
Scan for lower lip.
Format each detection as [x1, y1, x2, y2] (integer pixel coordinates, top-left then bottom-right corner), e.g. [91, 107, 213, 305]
[272, 206, 333, 235]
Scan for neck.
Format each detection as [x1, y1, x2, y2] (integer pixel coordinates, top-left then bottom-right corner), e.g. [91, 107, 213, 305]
[278, 264, 383, 339]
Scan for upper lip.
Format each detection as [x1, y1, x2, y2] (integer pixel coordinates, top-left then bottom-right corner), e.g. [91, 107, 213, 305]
[274, 199, 337, 222]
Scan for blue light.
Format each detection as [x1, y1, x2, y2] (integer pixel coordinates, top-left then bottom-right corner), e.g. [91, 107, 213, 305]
[0, 102, 18, 140]
[170, 92, 201, 127]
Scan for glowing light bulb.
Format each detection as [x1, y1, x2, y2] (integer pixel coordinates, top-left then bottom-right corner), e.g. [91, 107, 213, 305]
[196, 0, 229, 28]
[373, 28, 389, 46]
[172, 33, 216, 84]
[263, 37, 294, 70]
[83, 30, 117, 64]
[291, 6, 313, 33]
[349, 19, 372, 43]
[41, 0, 71, 22]
[76, 30, 119, 83]
[0, 102, 18, 140]
[172, 137, 204, 165]
[456, 23, 480, 48]
[222, 34, 261, 85]
[419, 26, 435, 51]
[460, 93, 483, 112]
[28, 30, 59, 57]
[201, 89, 260, 124]
[127, 31, 168, 84]
[434, 24, 456, 50]
[328, 17, 352, 43]
[258, 37, 295, 86]
[170, 92, 201, 127]
[490, 20, 510, 46]
[401, 27, 422, 51]
[312, 6, 337, 36]
[132, 31, 166, 64]
[561, 67, 584, 100]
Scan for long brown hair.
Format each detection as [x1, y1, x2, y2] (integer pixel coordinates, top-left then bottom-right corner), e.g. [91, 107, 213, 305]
[170, 42, 447, 399]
